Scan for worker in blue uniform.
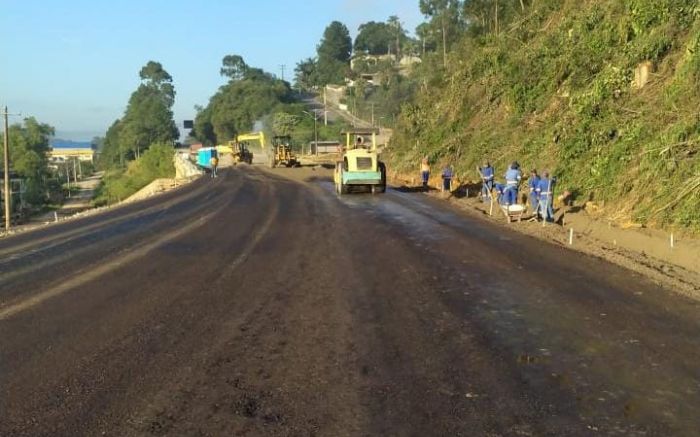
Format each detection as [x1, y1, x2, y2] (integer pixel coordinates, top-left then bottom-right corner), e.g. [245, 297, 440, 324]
[503, 162, 522, 205]
[528, 169, 540, 215]
[478, 161, 494, 202]
[441, 165, 453, 192]
[537, 171, 556, 222]
[494, 183, 507, 205]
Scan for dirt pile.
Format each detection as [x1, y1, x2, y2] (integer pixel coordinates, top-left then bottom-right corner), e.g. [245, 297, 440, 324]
[174, 152, 203, 178]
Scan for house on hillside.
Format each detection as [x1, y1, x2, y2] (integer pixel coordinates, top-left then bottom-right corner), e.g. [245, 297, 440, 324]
[350, 54, 422, 78]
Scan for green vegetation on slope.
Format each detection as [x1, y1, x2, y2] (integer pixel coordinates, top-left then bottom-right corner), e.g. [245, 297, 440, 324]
[389, 0, 700, 230]
[94, 143, 175, 205]
[97, 61, 178, 203]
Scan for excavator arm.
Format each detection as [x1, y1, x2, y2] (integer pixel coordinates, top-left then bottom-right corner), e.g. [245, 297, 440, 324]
[236, 132, 266, 149]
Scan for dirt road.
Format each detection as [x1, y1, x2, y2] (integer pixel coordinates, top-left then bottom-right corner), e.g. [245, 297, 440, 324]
[1, 166, 699, 436]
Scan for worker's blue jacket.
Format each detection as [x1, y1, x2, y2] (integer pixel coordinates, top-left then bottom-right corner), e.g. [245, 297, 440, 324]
[442, 167, 453, 179]
[505, 168, 522, 186]
[528, 175, 540, 195]
[536, 177, 556, 198]
[480, 166, 494, 181]
[494, 183, 507, 204]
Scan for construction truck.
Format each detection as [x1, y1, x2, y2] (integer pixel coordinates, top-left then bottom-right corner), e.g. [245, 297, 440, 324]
[231, 142, 253, 164]
[216, 132, 264, 165]
[270, 136, 299, 168]
[334, 129, 386, 195]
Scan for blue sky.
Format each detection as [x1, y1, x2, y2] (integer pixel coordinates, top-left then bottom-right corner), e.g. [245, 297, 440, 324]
[0, 0, 423, 141]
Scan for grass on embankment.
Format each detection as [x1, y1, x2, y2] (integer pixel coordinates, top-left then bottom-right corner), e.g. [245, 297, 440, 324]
[94, 143, 176, 205]
[388, 0, 700, 232]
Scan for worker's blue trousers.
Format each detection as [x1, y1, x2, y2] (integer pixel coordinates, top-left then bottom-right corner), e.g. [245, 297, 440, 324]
[481, 180, 493, 201]
[530, 193, 539, 212]
[538, 197, 554, 221]
[504, 186, 518, 205]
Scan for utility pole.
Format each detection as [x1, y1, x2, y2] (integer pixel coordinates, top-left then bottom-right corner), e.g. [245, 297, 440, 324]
[65, 165, 71, 198]
[279, 64, 286, 81]
[353, 97, 357, 126]
[302, 110, 319, 157]
[2, 106, 21, 232]
[3, 106, 10, 232]
[72, 158, 77, 184]
[313, 111, 318, 157]
[323, 88, 328, 126]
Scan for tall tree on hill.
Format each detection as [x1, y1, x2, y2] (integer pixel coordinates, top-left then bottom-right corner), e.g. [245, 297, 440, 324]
[354, 21, 395, 55]
[316, 21, 352, 85]
[121, 61, 179, 159]
[220, 54, 249, 81]
[194, 55, 294, 145]
[419, 0, 462, 67]
[99, 61, 178, 167]
[463, 0, 527, 35]
[387, 15, 404, 61]
[139, 61, 176, 107]
[101, 119, 124, 166]
[354, 18, 409, 58]
[416, 22, 438, 56]
[294, 57, 319, 91]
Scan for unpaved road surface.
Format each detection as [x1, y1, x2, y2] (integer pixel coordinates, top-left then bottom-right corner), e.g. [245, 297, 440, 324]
[1, 166, 699, 436]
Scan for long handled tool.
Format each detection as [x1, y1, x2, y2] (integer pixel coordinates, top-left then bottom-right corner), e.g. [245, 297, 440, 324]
[542, 177, 552, 227]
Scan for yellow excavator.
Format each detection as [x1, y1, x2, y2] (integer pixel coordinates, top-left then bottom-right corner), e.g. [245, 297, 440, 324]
[216, 132, 265, 164]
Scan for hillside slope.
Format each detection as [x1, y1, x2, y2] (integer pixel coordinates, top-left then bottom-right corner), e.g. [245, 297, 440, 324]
[389, 0, 700, 231]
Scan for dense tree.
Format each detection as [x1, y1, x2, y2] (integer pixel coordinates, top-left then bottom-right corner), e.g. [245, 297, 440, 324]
[194, 55, 294, 146]
[354, 21, 395, 55]
[272, 112, 300, 136]
[463, 0, 528, 36]
[294, 57, 319, 91]
[8, 117, 53, 177]
[316, 21, 352, 85]
[139, 61, 175, 107]
[387, 15, 405, 60]
[220, 54, 249, 81]
[91, 136, 104, 151]
[120, 84, 179, 158]
[99, 61, 178, 168]
[7, 117, 54, 204]
[192, 105, 215, 146]
[101, 119, 124, 166]
[419, 0, 463, 67]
